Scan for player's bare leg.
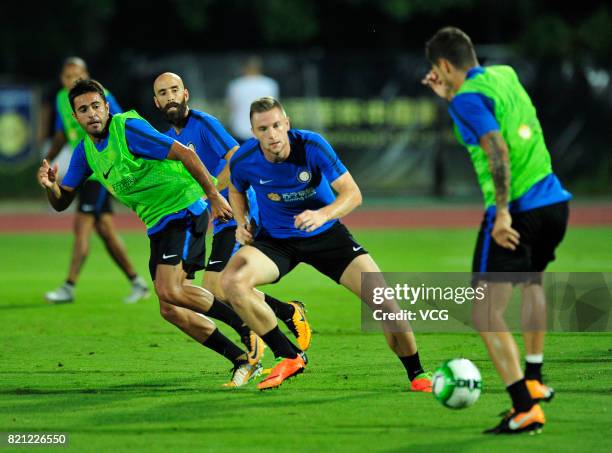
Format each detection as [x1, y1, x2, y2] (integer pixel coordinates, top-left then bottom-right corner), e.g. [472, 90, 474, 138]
[68, 213, 96, 283]
[155, 263, 215, 313]
[473, 280, 542, 435]
[95, 214, 138, 279]
[206, 270, 311, 350]
[95, 213, 149, 303]
[473, 281, 523, 385]
[155, 263, 260, 386]
[220, 247, 281, 334]
[520, 275, 554, 401]
[221, 246, 305, 389]
[159, 300, 216, 341]
[339, 254, 430, 391]
[45, 213, 95, 303]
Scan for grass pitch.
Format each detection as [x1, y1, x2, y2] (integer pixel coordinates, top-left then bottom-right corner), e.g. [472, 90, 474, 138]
[1, 227, 611, 452]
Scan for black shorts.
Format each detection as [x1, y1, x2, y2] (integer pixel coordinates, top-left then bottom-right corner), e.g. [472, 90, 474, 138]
[472, 201, 569, 284]
[149, 211, 209, 281]
[205, 226, 239, 273]
[250, 222, 368, 283]
[78, 180, 112, 217]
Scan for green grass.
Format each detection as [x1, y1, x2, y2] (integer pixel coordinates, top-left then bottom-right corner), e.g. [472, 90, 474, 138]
[1, 227, 611, 452]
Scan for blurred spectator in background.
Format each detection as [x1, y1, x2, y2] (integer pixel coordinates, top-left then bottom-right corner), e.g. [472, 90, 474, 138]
[226, 56, 279, 143]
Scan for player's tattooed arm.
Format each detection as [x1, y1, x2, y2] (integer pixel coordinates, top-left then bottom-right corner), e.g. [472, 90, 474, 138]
[481, 131, 510, 210]
[480, 131, 520, 250]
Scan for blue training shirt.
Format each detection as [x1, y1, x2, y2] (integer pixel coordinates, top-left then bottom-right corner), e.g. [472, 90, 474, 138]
[163, 109, 257, 234]
[450, 66, 571, 212]
[230, 129, 347, 239]
[61, 115, 207, 235]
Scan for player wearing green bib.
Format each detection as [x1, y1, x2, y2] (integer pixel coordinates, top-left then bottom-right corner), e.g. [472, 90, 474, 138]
[37, 79, 264, 387]
[424, 27, 571, 435]
[44, 57, 148, 305]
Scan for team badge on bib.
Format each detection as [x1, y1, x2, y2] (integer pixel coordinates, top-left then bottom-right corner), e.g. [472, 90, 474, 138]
[297, 170, 311, 183]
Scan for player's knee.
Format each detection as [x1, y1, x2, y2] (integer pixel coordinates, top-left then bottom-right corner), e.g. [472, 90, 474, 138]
[159, 303, 183, 325]
[155, 282, 182, 304]
[219, 270, 248, 303]
[95, 218, 114, 240]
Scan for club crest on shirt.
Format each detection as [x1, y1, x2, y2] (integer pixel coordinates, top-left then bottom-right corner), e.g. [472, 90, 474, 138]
[267, 192, 282, 202]
[297, 169, 311, 183]
[186, 142, 196, 151]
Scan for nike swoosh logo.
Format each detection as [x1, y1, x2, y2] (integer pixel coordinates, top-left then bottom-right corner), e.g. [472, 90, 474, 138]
[508, 412, 534, 430]
[259, 179, 273, 184]
[162, 253, 178, 259]
[353, 246, 363, 252]
[103, 165, 114, 179]
[208, 260, 223, 265]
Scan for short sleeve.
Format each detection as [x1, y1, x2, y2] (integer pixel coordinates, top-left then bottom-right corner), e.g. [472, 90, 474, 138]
[124, 117, 175, 160]
[229, 158, 248, 192]
[449, 93, 500, 145]
[61, 142, 92, 188]
[198, 114, 239, 158]
[306, 133, 347, 183]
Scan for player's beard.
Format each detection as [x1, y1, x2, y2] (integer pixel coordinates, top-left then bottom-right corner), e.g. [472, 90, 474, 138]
[163, 99, 189, 128]
[90, 116, 110, 140]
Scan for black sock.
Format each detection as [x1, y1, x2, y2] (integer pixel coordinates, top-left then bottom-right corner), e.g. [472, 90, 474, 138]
[507, 378, 534, 412]
[264, 294, 295, 321]
[399, 352, 425, 381]
[128, 273, 138, 282]
[202, 328, 245, 365]
[206, 299, 248, 336]
[65, 280, 75, 287]
[261, 325, 299, 359]
[525, 361, 543, 382]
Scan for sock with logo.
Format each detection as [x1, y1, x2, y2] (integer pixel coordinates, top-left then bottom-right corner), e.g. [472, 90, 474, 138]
[399, 352, 425, 381]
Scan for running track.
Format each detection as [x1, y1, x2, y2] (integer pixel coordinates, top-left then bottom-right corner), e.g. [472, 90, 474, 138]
[1, 205, 610, 233]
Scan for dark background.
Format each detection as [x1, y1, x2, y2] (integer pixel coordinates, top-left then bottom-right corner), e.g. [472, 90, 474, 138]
[0, 0, 610, 198]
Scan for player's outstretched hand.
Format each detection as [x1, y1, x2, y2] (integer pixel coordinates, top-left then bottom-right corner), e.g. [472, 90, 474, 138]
[294, 209, 328, 233]
[37, 159, 58, 189]
[236, 222, 253, 246]
[421, 70, 451, 100]
[209, 193, 233, 222]
[492, 210, 520, 250]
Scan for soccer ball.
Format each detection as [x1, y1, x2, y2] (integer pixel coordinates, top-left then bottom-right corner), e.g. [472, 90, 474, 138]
[432, 358, 482, 409]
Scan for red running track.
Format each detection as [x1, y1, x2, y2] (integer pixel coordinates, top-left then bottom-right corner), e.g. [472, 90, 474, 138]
[1, 205, 610, 233]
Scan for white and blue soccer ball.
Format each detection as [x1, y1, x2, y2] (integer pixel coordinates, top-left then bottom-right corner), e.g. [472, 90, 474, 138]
[432, 358, 482, 409]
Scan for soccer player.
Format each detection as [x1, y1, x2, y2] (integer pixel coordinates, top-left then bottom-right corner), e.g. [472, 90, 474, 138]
[423, 27, 571, 434]
[152, 72, 312, 352]
[220, 97, 433, 391]
[37, 79, 262, 386]
[45, 57, 148, 304]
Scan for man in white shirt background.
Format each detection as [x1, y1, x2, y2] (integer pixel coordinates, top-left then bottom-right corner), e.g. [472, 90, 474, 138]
[226, 56, 279, 143]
